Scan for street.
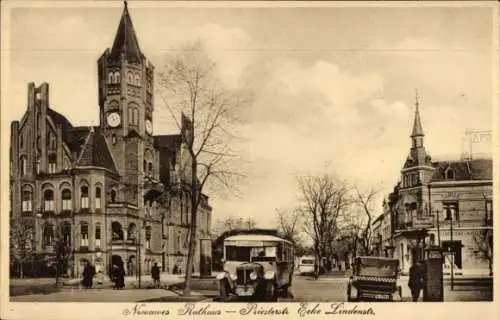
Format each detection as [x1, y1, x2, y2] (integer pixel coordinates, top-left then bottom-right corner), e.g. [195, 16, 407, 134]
[10, 272, 492, 302]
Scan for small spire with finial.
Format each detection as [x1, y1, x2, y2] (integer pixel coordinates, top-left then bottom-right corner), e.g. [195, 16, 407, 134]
[124, 0, 128, 9]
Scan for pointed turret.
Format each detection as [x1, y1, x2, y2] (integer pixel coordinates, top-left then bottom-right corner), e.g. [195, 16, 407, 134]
[110, 1, 142, 62]
[411, 91, 424, 138]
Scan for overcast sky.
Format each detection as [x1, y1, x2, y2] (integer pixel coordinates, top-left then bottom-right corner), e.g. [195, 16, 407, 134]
[2, 1, 494, 228]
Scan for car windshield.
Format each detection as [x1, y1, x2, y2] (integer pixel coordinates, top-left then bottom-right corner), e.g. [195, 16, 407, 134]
[301, 259, 314, 265]
[356, 258, 399, 277]
[225, 245, 277, 262]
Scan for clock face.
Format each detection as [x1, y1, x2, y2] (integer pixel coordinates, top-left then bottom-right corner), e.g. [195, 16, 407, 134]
[145, 119, 153, 134]
[107, 112, 121, 128]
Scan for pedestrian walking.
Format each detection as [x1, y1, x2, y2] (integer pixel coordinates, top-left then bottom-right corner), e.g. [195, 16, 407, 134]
[82, 261, 95, 289]
[408, 259, 425, 302]
[151, 262, 160, 288]
[117, 263, 125, 290]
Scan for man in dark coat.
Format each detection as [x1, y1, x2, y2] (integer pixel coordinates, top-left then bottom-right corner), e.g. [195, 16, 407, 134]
[151, 262, 160, 288]
[82, 261, 95, 289]
[408, 260, 425, 302]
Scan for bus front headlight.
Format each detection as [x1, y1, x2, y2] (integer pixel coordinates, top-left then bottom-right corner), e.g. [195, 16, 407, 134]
[264, 271, 275, 280]
[392, 288, 402, 301]
[229, 273, 237, 281]
[249, 272, 257, 280]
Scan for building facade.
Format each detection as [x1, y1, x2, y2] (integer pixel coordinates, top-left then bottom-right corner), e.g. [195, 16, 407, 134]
[385, 95, 493, 275]
[9, 3, 212, 277]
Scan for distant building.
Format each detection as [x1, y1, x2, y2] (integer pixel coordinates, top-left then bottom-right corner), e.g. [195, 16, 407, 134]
[384, 95, 492, 274]
[9, 2, 212, 277]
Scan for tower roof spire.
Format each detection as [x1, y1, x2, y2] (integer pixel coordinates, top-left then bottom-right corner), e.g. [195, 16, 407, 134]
[110, 1, 142, 62]
[411, 89, 424, 137]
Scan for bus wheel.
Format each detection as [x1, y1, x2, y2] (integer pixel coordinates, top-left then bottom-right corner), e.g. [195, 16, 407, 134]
[265, 282, 277, 301]
[219, 280, 231, 301]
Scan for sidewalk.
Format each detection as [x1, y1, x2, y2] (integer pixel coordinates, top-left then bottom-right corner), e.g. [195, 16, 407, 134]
[10, 287, 178, 302]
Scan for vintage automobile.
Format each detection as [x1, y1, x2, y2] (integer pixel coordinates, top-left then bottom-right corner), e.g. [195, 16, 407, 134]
[216, 233, 294, 301]
[298, 256, 316, 275]
[347, 256, 402, 302]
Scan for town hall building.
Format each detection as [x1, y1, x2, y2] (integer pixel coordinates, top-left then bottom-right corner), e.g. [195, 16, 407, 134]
[9, 2, 212, 278]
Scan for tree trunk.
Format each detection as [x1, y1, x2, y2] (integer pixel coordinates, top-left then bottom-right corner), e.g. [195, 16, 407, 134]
[183, 158, 198, 296]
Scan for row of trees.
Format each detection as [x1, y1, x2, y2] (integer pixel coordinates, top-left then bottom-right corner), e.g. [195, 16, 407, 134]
[276, 172, 380, 274]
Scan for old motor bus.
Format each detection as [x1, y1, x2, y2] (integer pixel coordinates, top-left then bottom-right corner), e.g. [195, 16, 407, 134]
[298, 256, 316, 275]
[216, 233, 294, 301]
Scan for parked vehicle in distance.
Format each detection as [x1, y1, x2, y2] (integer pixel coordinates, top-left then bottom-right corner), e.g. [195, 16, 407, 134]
[298, 256, 316, 275]
[347, 256, 402, 302]
[216, 233, 294, 301]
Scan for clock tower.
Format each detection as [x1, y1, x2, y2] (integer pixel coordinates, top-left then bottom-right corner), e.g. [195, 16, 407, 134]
[97, 1, 155, 205]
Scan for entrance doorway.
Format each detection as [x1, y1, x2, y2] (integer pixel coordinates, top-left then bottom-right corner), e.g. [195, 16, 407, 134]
[441, 241, 462, 269]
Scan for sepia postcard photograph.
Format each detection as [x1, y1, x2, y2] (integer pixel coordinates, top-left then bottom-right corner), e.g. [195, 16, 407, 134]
[0, 0, 498, 319]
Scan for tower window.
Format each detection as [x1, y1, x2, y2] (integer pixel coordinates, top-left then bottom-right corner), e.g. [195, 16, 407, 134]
[80, 185, 89, 209]
[127, 72, 133, 84]
[61, 189, 72, 211]
[95, 187, 102, 210]
[111, 134, 117, 145]
[114, 71, 120, 84]
[19, 135, 24, 149]
[110, 189, 117, 203]
[20, 156, 27, 176]
[108, 72, 114, 84]
[134, 74, 141, 86]
[48, 154, 57, 173]
[445, 168, 455, 180]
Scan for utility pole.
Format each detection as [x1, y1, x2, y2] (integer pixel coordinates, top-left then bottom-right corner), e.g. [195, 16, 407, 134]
[450, 218, 454, 291]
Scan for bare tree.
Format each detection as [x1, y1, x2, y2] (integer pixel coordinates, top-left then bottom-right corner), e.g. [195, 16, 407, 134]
[211, 215, 257, 240]
[276, 208, 301, 243]
[157, 41, 252, 296]
[297, 173, 351, 276]
[346, 188, 379, 256]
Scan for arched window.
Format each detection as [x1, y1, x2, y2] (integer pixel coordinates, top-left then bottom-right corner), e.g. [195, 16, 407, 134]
[134, 74, 140, 86]
[128, 107, 134, 125]
[127, 72, 133, 84]
[108, 72, 114, 84]
[22, 186, 33, 212]
[80, 185, 89, 209]
[143, 160, 147, 172]
[80, 223, 89, 247]
[145, 226, 151, 249]
[95, 186, 102, 210]
[148, 162, 153, 175]
[114, 71, 120, 84]
[112, 221, 124, 241]
[43, 223, 54, 248]
[95, 223, 101, 247]
[61, 189, 72, 211]
[43, 189, 55, 212]
[48, 154, 57, 173]
[20, 156, 27, 176]
[133, 108, 139, 126]
[128, 223, 137, 241]
[176, 231, 182, 253]
[48, 131, 56, 150]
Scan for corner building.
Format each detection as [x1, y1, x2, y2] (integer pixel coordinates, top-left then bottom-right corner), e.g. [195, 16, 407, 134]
[9, 3, 212, 277]
[389, 96, 492, 275]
